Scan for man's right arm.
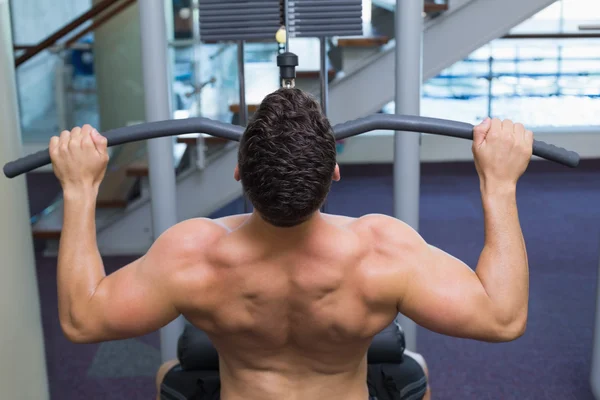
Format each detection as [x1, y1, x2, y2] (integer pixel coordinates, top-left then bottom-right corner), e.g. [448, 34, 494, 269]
[383, 187, 528, 342]
[379, 118, 533, 342]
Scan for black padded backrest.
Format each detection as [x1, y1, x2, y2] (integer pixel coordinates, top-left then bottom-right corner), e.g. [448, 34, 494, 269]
[178, 320, 406, 371]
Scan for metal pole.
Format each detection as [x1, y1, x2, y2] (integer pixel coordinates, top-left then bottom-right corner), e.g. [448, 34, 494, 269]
[394, 0, 423, 352]
[191, 0, 202, 116]
[0, 2, 49, 398]
[55, 53, 69, 132]
[319, 37, 329, 116]
[284, 0, 290, 52]
[138, 0, 184, 362]
[556, 0, 565, 97]
[191, 0, 200, 43]
[237, 42, 248, 127]
[487, 56, 493, 118]
[237, 41, 250, 213]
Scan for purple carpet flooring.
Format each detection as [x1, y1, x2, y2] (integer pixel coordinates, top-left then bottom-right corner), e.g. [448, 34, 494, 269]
[29, 160, 600, 399]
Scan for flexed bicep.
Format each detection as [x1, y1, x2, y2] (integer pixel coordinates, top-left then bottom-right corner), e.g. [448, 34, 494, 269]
[81, 255, 180, 342]
[398, 244, 503, 341]
[372, 215, 513, 343]
[61, 219, 220, 343]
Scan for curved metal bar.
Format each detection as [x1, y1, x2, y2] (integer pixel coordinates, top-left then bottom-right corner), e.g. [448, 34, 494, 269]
[333, 114, 580, 168]
[333, 114, 473, 140]
[3, 114, 580, 178]
[3, 118, 244, 178]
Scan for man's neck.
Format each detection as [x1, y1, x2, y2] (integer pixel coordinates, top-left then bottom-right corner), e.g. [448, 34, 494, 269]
[245, 211, 327, 242]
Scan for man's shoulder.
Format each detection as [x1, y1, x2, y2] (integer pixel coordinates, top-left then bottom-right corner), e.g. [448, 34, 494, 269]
[155, 218, 231, 255]
[346, 214, 416, 234]
[323, 213, 394, 227]
[147, 219, 230, 286]
[348, 214, 424, 254]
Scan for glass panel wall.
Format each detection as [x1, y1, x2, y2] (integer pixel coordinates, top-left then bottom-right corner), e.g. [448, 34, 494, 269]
[390, 0, 600, 127]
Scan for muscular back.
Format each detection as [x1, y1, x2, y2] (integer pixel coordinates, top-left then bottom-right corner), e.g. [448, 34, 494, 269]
[172, 214, 402, 400]
[56, 117, 530, 400]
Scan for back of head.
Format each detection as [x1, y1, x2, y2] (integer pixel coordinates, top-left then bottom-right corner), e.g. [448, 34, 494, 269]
[238, 88, 337, 227]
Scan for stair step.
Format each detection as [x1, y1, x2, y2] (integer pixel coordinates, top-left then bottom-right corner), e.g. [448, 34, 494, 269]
[229, 104, 259, 113]
[33, 230, 62, 240]
[124, 134, 231, 177]
[337, 36, 390, 47]
[425, 2, 449, 13]
[296, 69, 337, 80]
[96, 199, 128, 208]
[32, 205, 121, 240]
[177, 135, 229, 146]
[337, 22, 390, 48]
[125, 163, 151, 178]
[95, 141, 145, 209]
[373, 0, 449, 13]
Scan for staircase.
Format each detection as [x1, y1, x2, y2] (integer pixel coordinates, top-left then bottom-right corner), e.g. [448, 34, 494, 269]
[326, 0, 559, 124]
[32, 0, 561, 255]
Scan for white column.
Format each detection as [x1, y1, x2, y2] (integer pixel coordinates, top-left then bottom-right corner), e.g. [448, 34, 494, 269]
[138, 0, 184, 362]
[394, 0, 423, 352]
[0, 1, 50, 398]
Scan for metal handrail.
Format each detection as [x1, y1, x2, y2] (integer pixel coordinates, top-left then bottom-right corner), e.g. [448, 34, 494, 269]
[14, 0, 132, 67]
[14, 42, 93, 53]
[579, 25, 600, 31]
[503, 32, 600, 39]
[64, 0, 136, 49]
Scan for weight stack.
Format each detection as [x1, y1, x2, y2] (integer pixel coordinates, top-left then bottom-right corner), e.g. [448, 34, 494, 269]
[198, 0, 363, 41]
[198, 0, 282, 41]
[287, 0, 363, 38]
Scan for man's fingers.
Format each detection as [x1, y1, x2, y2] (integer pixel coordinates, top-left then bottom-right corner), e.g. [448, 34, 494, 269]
[69, 127, 82, 149]
[502, 119, 514, 136]
[525, 129, 534, 147]
[71, 126, 82, 139]
[59, 130, 70, 152]
[472, 118, 491, 147]
[49, 136, 60, 159]
[82, 131, 95, 150]
[80, 125, 93, 147]
[514, 123, 525, 139]
[474, 118, 491, 133]
[81, 124, 94, 134]
[49, 135, 59, 150]
[488, 118, 502, 139]
[91, 129, 109, 156]
[81, 124, 96, 149]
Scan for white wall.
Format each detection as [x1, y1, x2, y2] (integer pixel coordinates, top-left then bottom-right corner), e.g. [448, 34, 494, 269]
[1, 2, 49, 398]
[10, 0, 92, 127]
[92, 0, 146, 131]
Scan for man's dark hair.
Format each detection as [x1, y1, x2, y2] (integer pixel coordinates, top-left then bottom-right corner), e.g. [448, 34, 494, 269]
[238, 88, 337, 228]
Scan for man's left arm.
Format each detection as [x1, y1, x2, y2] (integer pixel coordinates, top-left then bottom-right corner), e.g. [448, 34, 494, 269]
[51, 125, 180, 343]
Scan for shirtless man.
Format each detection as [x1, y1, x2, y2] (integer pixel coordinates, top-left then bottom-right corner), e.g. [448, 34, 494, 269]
[50, 88, 532, 400]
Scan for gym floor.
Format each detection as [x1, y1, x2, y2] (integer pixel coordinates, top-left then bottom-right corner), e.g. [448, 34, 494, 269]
[28, 160, 600, 399]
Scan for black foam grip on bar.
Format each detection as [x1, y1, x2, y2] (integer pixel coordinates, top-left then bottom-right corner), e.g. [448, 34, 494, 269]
[532, 140, 580, 168]
[3, 118, 244, 178]
[332, 114, 580, 168]
[3, 148, 52, 179]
